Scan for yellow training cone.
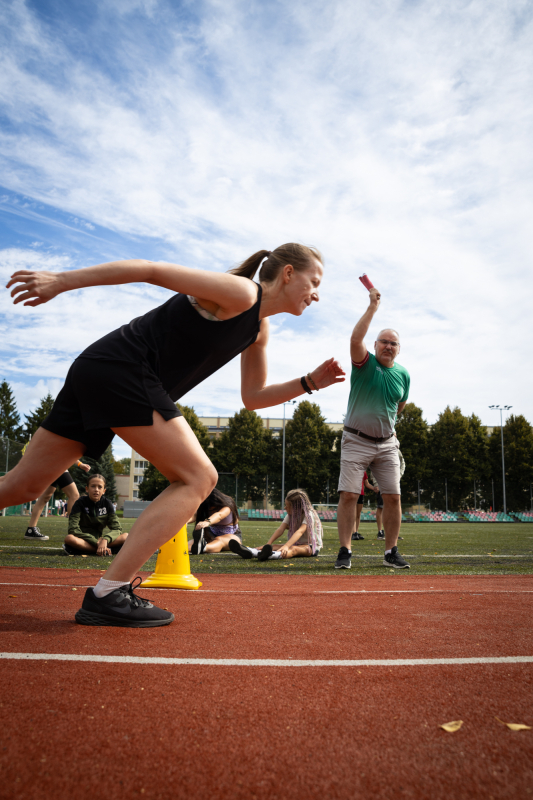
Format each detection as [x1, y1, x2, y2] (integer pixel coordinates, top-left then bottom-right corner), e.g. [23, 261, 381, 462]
[141, 525, 202, 590]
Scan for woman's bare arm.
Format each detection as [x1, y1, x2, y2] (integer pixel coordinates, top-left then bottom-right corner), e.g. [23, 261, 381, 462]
[267, 521, 288, 545]
[7, 259, 257, 312]
[240, 320, 346, 410]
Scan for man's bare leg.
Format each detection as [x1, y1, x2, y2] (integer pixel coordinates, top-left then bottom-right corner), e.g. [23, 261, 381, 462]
[28, 486, 54, 528]
[353, 503, 363, 534]
[337, 491, 359, 550]
[382, 494, 401, 550]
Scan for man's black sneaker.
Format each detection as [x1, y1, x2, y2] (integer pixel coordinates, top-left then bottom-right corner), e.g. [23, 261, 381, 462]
[334, 547, 352, 569]
[75, 578, 174, 628]
[383, 546, 410, 569]
[257, 544, 273, 562]
[25, 527, 49, 541]
[110, 544, 123, 554]
[190, 529, 206, 555]
[228, 539, 255, 559]
[62, 542, 80, 556]
[377, 530, 385, 540]
[351, 533, 365, 540]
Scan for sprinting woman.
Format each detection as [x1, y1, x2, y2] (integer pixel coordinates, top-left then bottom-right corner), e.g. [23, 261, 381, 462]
[3, 245, 344, 627]
[229, 488, 323, 561]
[188, 488, 241, 555]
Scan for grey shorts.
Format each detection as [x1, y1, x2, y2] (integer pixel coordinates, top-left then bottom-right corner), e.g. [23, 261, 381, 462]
[338, 432, 401, 496]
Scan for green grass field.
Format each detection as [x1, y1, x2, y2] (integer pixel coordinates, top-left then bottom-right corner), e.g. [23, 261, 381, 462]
[1, 516, 533, 575]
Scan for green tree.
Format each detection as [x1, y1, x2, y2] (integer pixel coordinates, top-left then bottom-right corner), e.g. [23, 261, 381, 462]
[284, 400, 336, 503]
[426, 406, 488, 510]
[113, 457, 131, 475]
[70, 444, 117, 501]
[22, 393, 55, 440]
[488, 415, 533, 511]
[139, 404, 211, 501]
[0, 380, 22, 441]
[211, 408, 270, 502]
[395, 403, 429, 506]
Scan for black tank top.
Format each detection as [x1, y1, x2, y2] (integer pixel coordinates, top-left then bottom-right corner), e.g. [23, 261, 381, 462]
[80, 283, 262, 401]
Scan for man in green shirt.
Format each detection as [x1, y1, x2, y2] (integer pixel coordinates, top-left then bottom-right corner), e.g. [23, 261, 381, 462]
[336, 286, 410, 570]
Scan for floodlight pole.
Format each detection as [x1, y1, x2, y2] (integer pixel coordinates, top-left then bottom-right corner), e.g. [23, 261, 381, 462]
[445, 478, 448, 512]
[281, 401, 296, 508]
[489, 405, 512, 515]
[474, 480, 476, 511]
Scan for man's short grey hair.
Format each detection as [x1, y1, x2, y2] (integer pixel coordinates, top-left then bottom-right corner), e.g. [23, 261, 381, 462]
[377, 328, 400, 341]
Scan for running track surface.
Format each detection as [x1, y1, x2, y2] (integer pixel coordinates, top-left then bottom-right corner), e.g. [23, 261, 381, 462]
[1, 568, 532, 800]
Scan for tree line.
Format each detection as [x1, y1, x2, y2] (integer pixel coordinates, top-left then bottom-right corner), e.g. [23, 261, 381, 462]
[3, 379, 532, 511]
[140, 401, 533, 512]
[0, 380, 118, 501]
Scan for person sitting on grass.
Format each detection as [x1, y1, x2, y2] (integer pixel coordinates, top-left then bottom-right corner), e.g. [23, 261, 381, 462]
[229, 488, 322, 562]
[63, 474, 128, 557]
[189, 488, 242, 555]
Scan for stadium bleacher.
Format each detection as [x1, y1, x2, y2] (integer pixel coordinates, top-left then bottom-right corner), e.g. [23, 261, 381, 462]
[462, 510, 515, 522]
[513, 512, 533, 522]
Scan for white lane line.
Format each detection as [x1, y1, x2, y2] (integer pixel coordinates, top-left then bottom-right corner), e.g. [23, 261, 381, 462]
[1, 582, 533, 594]
[1, 652, 532, 667]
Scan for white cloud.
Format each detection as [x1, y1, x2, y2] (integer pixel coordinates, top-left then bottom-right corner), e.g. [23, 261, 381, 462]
[0, 0, 531, 435]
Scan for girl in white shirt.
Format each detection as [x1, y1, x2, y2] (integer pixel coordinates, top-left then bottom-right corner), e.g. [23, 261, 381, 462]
[229, 489, 322, 561]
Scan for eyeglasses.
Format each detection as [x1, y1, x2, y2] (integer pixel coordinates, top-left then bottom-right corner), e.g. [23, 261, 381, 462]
[377, 339, 399, 348]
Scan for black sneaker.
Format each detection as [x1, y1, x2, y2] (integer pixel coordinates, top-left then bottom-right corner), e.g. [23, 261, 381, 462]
[383, 546, 410, 569]
[25, 527, 49, 541]
[190, 529, 206, 555]
[257, 544, 273, 562]
[228, 539, 255, 559]
[377, 530, 385, 540]
[351, 533, 365, 540]
[75, 578, 174, 628]
[334, 547, 351, 569]
[62, 542, 80, 556]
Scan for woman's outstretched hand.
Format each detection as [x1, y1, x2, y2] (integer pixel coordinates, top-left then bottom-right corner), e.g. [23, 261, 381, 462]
[6, 270, 62, 307]
[310, 358, 346, 390]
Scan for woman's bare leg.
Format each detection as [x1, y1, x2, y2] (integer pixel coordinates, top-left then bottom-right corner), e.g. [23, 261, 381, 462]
[103, 412, 217, 583]
[0, 428, 84, 507]
[203, 534, 238, 553]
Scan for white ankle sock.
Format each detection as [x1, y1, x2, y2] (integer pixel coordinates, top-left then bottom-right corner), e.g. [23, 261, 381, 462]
[93, 578, 130, 598]
[248, 548, 259, 556]
[269, 551, 282, 560]
[385, 549, 392, 555]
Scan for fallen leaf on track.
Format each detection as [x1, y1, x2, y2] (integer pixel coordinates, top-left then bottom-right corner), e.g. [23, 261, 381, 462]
[495, 717, 531, 731]
[440, 720, 463, 733]
[8, 595, 17, 598]
[72, 588, 77, 591]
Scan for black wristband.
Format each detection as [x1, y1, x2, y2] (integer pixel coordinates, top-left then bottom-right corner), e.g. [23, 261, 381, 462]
[300, 376, 312, 394]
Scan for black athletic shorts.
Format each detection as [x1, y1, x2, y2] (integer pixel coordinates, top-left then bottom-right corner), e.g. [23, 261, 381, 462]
[41, 357, 181, 460]
[51, 471, 75, 490]
[376, 492, 384, 509]
[357, 494, 364, 505]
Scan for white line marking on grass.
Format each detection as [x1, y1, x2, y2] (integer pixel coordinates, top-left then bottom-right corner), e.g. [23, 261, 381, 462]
[1, 653, 532, 667]
[1, 582, 533, 594]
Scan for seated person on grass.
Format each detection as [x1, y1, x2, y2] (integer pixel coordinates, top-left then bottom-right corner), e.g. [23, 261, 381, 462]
[229, 488, 323, 562]
[189, 488, 242, 555]
[63, 474, 127, 556]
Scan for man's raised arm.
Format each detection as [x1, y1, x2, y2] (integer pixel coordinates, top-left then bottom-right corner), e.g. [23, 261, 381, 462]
[350, 287, 381, 364]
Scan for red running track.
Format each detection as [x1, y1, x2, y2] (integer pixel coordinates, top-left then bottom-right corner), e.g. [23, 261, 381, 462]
[1, 568, 532, 799]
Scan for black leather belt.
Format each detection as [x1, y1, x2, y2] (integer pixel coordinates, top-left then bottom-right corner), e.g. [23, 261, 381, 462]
[343, 425, 394, 444]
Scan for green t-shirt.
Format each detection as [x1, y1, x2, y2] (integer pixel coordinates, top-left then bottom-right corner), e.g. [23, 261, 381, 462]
[345, 352, 410, 438]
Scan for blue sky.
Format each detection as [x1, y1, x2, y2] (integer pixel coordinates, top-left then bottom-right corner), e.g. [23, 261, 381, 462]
[1, 0, 532, 459]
